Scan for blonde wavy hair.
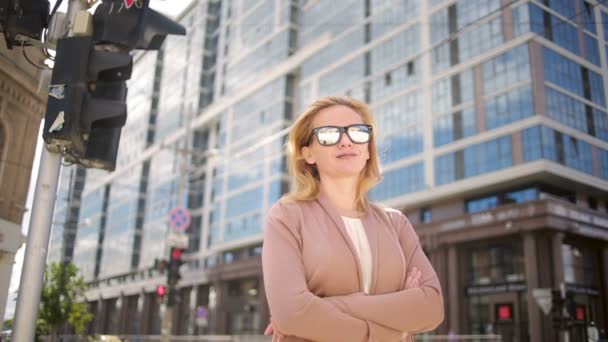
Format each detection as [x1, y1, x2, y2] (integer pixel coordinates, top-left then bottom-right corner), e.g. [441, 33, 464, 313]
[283, 96, 381, 212]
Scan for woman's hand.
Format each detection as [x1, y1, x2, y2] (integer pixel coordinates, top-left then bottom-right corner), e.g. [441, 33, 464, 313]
[405, 267, 422, 289]
[264, 319, 287, 340]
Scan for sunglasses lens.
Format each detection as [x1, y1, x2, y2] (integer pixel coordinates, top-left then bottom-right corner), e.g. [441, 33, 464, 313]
[348, 125, 371, 143]
[316, 127, 341, 145]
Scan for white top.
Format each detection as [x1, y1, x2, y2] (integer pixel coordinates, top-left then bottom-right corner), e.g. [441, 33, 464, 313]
[341, 216, 373, 294]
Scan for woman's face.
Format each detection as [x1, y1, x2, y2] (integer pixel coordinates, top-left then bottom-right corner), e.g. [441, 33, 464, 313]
[301, 105, 370, 181]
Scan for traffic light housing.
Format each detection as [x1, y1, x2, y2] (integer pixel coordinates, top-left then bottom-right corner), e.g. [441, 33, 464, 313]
[42, 0, 185, 170]
[167, 247, 184, 286]
[0, 0, 50, 48]
[42, 35, 131, 170]
[93, 0, 185, 50]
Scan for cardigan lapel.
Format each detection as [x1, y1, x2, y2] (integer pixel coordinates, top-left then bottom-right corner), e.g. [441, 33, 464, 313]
[316, 191, 363, 291]
[315, 191, 380, 294]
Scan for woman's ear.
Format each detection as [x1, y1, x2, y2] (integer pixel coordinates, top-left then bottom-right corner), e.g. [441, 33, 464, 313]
[301, 146, 315, 164]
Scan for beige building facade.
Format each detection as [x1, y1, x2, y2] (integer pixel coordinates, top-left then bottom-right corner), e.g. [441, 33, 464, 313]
[0, 35, 47, 323]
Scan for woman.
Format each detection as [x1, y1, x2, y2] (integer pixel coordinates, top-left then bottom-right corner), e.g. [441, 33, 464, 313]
[262, 97, 444, 341]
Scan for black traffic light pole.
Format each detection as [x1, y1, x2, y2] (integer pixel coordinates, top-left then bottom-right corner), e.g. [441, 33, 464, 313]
[12, 1, 184, 340]
[11, 3, 86, 341]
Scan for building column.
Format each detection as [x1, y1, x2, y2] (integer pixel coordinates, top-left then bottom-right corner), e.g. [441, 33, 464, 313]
[209, 279, 226, 334]
[187, 286, 198, 335]
[117, 293, 127, 334]
[94, 295, 106, 334]
[195, 284, 211, 335]
[602, 246, 608, 330]
[0, 218, 25, 323]
[447, 245, 460, 334]
[429, 244, 448, 334]
[551, 232, 566, 342]
[523, 233, 543, 342]
[0, 252, 14, 323]
[258, 272, 270, 334]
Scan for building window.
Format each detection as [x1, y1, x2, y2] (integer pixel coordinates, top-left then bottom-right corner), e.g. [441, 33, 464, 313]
[420, 207, 431, 224]
[484, 85, 533, 130]
[562, 244, 596, 286]
[468, 242, 525, 285]
[369, 162, 425, 201]
[407, 61, 415, 76]
[466, 187, 538, 213]
[384, 71, 392, 86]
[587, 197, 598, 210]
[522, 125, 594, 175]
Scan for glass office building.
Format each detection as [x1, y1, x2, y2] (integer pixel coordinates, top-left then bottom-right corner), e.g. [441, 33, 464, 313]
[49, 0, 608, 340]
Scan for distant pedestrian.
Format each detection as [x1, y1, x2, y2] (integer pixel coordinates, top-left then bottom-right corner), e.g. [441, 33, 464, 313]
[588, 321, 599, 342]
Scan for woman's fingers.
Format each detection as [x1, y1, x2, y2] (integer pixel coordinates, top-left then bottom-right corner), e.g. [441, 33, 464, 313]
[264, 322, 273, 335]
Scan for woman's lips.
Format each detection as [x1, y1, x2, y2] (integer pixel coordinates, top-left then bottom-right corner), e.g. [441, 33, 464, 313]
[336, 153, 357, 158]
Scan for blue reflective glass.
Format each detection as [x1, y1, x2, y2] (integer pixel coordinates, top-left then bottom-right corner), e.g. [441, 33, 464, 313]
[434, 153, 455, 186]
[483, 44, 530, 95]
[599, 149, 608, 180]
[369, 162, 425, 201]
[603, 12, 608, 42]
[584, 34, 600, 66]
[522, 125, 595, 175]
[546, 87, 588, 133]
[543, 47, 583, 97]
[522, 126, 542, 162]
[485, 85, 533, 130]
[226, 187, 263, 218]
[463, 136, 512, 178]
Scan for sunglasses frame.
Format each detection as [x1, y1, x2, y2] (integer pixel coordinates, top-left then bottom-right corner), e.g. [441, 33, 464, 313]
[310, 124, 373, 146]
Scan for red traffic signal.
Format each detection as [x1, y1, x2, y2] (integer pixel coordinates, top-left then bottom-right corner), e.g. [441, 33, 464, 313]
[156, 284, 167, 297]
[171, 248, 183, 260]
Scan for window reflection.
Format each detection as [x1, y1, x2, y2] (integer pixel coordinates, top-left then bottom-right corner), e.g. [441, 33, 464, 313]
[468, 242, 525, 285]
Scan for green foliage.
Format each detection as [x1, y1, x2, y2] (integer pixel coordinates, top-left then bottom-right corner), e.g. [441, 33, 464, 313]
[2, 318, 12, 330]
[38, 262, 93, 336]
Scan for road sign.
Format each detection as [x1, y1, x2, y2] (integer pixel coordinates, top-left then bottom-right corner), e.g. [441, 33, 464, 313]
[196, 306, 208, 319]
[169, 207, 191, 232]
[195, 306, 208, 327]
[532, 288, 553, 315]
[167, 232, 189, 248]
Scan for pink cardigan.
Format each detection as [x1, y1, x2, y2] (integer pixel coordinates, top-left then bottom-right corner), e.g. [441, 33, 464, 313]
[262, 191, 444, 341]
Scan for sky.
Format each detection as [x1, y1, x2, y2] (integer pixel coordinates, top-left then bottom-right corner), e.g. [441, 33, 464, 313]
[4, 0, 194, 323]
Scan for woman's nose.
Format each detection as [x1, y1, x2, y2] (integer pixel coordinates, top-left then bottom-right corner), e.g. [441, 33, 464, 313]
[339, 131, 352, 147]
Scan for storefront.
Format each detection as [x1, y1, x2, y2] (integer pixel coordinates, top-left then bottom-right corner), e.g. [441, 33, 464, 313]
[418, 197, 608, 341]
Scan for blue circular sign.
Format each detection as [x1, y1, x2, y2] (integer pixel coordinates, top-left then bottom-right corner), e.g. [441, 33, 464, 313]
[169, 207, 191, 231]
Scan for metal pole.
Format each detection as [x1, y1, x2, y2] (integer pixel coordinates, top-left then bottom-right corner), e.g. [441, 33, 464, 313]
[11, 149, 62, 342]
[12, 1, 87, 340]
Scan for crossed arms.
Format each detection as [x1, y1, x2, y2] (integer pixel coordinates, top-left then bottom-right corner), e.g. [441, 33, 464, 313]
[262, 205, 444, 341]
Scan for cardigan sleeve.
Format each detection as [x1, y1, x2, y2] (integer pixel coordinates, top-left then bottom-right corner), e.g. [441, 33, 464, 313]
[262, 201, 404, 342]
[326, 210, 444, 333]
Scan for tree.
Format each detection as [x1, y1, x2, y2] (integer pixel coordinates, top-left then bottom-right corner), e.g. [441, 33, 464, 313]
[2, 318, 12, 330]
[38, 262, 93, 340]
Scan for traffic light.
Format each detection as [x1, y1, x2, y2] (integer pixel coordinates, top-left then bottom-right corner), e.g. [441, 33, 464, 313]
[42, 35, 131, 170]
[42, 0, 185, 170]
[167, 247, 184, 286]
[0, 0, 50, 48]
[156, 284, 167, 299]
[154, 258, 168, 273]
[92, 0, 185, 50]
[551, 289, 563, 329]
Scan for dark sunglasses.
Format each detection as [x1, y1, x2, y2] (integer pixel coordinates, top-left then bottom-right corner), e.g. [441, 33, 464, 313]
[309, 124, 372, 146]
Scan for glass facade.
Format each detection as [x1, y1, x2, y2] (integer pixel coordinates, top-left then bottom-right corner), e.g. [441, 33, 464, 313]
[47, 0, 608, 321]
